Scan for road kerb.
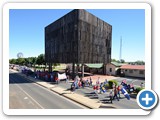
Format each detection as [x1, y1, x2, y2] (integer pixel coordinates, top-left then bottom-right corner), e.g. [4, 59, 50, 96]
[12, 70, 116, 109]
[50, 87, 101, 109]
[16, 73, 98, 109]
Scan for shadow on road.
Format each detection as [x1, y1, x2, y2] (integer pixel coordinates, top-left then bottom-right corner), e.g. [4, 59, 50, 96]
[85, 92, 98, 99]
[9, 73, 35, 84]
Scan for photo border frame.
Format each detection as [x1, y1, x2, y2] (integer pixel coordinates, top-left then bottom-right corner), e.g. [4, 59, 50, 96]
[3, 2, 151, 115]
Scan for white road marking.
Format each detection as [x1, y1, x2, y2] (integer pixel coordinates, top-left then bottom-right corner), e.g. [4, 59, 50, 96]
[24, 97, 28, 100]
[10, 74, 88, 109]
[10, 77, 44, 109]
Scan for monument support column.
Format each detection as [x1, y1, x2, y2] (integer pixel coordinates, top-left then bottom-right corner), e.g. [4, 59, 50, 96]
[72, 62, 75, 80]
[76, 64, 79, 76]
[48, 63, 51, 72]
[50, 63, 52, 72]
[81, 63, 84, 78]
[103, 63, 107, 75]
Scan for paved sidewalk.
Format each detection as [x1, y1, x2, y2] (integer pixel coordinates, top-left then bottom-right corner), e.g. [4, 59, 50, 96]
[83, 75, 119, 84]
[13, 71, 116, 109]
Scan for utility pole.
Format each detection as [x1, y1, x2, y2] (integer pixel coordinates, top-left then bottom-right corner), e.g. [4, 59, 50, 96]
[119, 36, 122, 62]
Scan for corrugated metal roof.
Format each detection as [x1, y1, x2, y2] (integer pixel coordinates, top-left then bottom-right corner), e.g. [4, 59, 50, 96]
[85, 64, 103, 68]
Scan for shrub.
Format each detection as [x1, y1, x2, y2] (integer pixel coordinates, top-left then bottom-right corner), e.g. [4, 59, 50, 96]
[104, 83, 110, 89]
[135, 87, 144, 93]
[108, 80, 118, 89]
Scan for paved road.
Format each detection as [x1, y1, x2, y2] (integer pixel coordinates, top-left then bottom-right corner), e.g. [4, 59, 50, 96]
[10, 70, 141, 109]
[114, 77, 145, 88]
[9, 71, 87, 109]
[57, 81, 141, 109]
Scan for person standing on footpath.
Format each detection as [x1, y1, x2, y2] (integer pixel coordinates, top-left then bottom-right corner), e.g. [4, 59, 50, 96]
[89, 77, 92, 87]
[50, 73, 54, 82]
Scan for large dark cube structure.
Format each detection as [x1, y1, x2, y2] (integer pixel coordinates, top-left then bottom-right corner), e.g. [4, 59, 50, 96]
[45, 9, 112, 72]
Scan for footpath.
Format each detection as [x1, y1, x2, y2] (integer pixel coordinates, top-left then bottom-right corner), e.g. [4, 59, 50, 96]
[10, 69, 116, 109]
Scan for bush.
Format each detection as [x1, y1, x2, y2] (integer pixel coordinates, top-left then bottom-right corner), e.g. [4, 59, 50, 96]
[108, 80, 118, 89]
[104, 83, 110, 89]
[135, 87, 144, 93]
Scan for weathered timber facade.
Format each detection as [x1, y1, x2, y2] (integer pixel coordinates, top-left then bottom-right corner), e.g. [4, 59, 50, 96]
[45, 9, 112, 65]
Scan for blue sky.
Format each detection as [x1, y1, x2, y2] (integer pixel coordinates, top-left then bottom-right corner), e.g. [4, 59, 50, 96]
[9, 9, 145, 62]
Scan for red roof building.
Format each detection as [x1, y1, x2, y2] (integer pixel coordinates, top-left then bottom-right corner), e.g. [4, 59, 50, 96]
[120, 65, 145, 78]
[120, 65, 145, 70]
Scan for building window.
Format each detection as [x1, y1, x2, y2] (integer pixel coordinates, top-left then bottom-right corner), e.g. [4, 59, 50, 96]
[139, 70, 144, 75]
[129, 70, 133, 73]
[109, 68, 112, 72]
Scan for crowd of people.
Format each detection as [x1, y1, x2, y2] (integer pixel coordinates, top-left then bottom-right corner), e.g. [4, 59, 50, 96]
[22, 69, 59, 82]
[70, 76, 93, 91]
[121, 80, 135, 93]
[70, 75, 124, 103]
[22, 69, 132, 102]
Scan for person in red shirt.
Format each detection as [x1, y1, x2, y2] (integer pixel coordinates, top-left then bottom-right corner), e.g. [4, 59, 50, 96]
[117, 85, 121, 99]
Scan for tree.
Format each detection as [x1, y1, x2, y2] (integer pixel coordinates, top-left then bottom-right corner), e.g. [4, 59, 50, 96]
[26, 57, 37, 66]
[36, 54, 45, 65]
[120, 59, 125, 63]
[16, 58, 25, 65]
[111, 59, 125, 63]
[9, 59, 17, 64]
[24, 58, 29, 66]
[111, 59, 117, 62]
[32, 57, 37, 66]
[135, 60, 145, 65]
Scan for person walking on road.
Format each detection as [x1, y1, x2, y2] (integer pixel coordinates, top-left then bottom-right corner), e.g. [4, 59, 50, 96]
[81, 78, 85, 88]
[96, 77, 100, 85]
[113, 85, 119, 101]
[109, 89, 113, 103]
[99, 82, 104, 94]
[140, 82, 144, 88]
[117, 85, 121, 99]
[93, 85, 98, 96]
[71, 82, 76, 93]
[66, 75, 69, 83]
[86, 78, 89, 87]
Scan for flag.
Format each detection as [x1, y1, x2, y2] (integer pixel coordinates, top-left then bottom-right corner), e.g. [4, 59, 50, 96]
[121, 87, 130, 100]
[101, 87, 106, 93]
[58, 73, 67, 80]
[122, 79, 127, 83]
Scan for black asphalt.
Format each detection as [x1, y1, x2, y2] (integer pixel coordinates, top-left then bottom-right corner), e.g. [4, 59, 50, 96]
[9, 71, 87, 109]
